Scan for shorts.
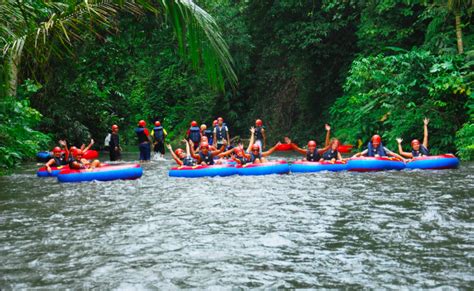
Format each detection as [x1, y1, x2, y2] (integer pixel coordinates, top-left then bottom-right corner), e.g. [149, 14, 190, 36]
[139, 142, 151, 161]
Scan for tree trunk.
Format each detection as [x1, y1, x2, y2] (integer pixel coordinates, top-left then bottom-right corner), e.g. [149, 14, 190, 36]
[6, 52, 21, 98]
[455, 13, 464, 54]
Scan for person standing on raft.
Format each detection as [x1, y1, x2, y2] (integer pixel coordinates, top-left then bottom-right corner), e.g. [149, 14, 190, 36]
[353, 134, 405, 160]
[254, 119, 266, 153]
[396, 118, 430, 159]
[286, 124, 331, 161]
[135, 120, 152, 162]
[213, 117, 230, 150]
[109, 125, 122, 161]
[44, 140, 69, 173]
[152, 121, 167, 158]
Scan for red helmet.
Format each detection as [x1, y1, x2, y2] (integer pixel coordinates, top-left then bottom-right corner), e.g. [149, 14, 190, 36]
[213, 120, 218, 126]
[372, 134, 382, 144]
[234, 147, 242, 154]
[256, 119, 263, 126]
[112, 124, 119, 130]
[217, 117, 224, 122]
[74, 149, 83, 157]
[155, 121, 161, 127]
[175, 148, 184, 156]
[200, 142, 209, 149]
[138, 120, 146, 127]
[53, 147, 62, 153]
[411, 139, 420, 146]
[308, 140, 317, 147]
[191, 121, 198, 127]
[251, 144, 260, 151]
[70, 146, 77, 151]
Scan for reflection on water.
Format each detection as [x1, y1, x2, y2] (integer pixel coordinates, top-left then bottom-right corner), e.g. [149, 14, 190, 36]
[0, 152, 473, 288]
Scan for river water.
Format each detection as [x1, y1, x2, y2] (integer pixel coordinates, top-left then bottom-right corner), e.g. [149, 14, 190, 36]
[1, 152, 473, 289]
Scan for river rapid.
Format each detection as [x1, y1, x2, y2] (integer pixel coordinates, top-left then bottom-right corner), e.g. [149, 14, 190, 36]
[1, 152, 473, 288]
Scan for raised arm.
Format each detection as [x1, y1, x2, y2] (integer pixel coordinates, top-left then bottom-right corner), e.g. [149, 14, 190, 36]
[262, 142, 281, 157]
[288, 138, 307, 155]
[184, 139, 191, 157]
[324, 124, 331, 147]
[167, 144, 183, 166]
[189, 141, 200, 160]
[423, 118, 429, 148]
[246, 127, 256, 153]
[59, 140, 69, 160]
[83, 139, 95, 152]
[396, 138, 413, 158]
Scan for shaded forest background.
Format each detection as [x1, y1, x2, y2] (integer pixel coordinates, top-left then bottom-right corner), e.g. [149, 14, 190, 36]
[1, 0, 473, 172]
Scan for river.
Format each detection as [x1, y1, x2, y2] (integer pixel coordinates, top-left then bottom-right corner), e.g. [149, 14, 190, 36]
[1, 152, 473, 288]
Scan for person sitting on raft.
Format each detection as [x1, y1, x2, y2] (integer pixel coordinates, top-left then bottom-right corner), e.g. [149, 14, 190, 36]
[187, 121, 201, 150]
[352, 134, 405, 160]
[396, 118, 430, 159]
[190, 140, 226, 166]
[213, 117, 230, 150]
[285, 124, 331, 161]
[69, 149, 101, 170]
[229, 127, 258, 165]
[152, 121, 167, 158]
[44, 140, 69, 173]
[254, 119, 266, 152]
[167, 140, 196, 166]
[321, 138, 343, 162]
[247, 126, 281, 164]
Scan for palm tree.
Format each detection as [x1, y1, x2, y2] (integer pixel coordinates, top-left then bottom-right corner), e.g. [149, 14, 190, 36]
[0, 0, 237, 98]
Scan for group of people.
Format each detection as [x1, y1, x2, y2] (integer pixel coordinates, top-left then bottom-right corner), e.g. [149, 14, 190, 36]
[44, 139, 101, 173]
[44, 117, 432, 171]
[168, 118, 432, 167]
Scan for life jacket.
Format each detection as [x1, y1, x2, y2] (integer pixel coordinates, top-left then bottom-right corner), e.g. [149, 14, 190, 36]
[235, 155, 249, 165]
[52, 155, 67, 166]
[255, 126, 264, 141]
[189, 126, 201, 143]
[135, 127, 149, 143]
[306, 149, 321, 162]
[182, 156, 196, 166]
[153, 126, 164, 142]
[322, 149, 338, 161]
[199, 151, 214, 165]
[204, 129, 213, 140]
[367, 141, 387, 157]
[412, 145, 430, 157]
[250, 152, 262, 163]
[215, 125, 227, 141]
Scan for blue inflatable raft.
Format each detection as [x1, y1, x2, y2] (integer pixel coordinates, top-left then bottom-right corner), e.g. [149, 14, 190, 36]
[236, 160, 290, 176]
[169, 164, 237, 178]
[405, 154, 459, 170]
[57, 164, 142, 183]
[347, 157, 405, 172]
[290, 160, 347, 173]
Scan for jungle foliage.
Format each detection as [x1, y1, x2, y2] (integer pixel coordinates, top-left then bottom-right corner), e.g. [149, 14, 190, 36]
[1, 0, 473, 173]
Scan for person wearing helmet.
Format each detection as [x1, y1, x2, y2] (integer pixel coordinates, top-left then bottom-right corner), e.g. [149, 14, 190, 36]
[200, 124, 214, 146]
[321, 138, 343, 162]
[109, 125, 122, 161]
[167, 139, 196, 166]
[152, 121, 168, 158]
[190, 139, 226, 166]
[135, 120, 152, 162]
[286, 124, 332, 161]
[353, 134, 404, 160]
[213, 117, 230, 150]
[44, 140, 69, 173]
[246, 127, 281, 164]
[186, 121, 201, 150]
[396, 118, 430, 158]
[254, 119, 266, 153]
[69, 149, 101, 170]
